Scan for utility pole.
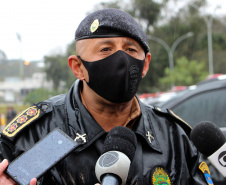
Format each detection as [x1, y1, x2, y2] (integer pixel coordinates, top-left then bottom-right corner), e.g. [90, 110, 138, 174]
[16, 32, 23, 78]
[148, 32, 193, 86]
[190, 4, 221, 74]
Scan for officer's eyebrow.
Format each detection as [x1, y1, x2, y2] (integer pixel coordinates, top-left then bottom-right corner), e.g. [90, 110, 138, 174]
[124, 39, 140, 48]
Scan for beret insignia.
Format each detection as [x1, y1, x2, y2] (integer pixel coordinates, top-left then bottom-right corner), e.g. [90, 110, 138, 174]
[2, 106, 42, 140]
[90, 19, 99, 33]
[199, 162, 214, 185]
[151, 166, 171, 185]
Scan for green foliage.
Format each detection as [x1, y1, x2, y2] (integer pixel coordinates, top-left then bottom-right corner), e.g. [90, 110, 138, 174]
[23, 88, 60, 105]
[159, 57, 208, 89]
[44, 41, 77, 91]
[126, 0, 164, 33]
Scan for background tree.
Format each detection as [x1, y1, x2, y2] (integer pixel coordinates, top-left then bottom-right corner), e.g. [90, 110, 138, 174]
[159, 56, 208, 89]
[23, 88, 56, 105]
[44, 41, 77, 91]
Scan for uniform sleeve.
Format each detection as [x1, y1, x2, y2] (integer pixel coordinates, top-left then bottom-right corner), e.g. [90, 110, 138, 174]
[184, 135, 210, 185]
[0, 134, 16, 162]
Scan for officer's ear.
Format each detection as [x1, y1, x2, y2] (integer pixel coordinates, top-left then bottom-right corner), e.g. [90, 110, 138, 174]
[68, 55, 85, 80]
[142, 52, 151, 78]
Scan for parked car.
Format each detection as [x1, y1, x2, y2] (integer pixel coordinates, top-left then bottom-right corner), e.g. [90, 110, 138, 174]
[147, 75, 226, 185]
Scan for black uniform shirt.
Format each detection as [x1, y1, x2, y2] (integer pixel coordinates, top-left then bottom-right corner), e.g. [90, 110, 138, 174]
[0, 80, 208, 185]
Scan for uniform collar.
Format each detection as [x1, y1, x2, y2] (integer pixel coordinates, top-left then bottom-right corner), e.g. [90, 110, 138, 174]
[65, 80, 105, 150]
[132, 98, 162, 153]
[66, 80, 162, 153]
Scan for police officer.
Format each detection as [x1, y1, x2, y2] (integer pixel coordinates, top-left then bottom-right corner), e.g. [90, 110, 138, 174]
[0, 8, 210, 185]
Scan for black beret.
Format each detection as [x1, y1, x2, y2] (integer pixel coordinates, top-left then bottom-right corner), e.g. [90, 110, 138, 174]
[75, 8, 150, 53]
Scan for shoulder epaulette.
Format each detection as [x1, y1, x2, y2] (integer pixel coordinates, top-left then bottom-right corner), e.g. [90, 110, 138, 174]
[152, 106, 192, 136]
[2, 102, 52, 141]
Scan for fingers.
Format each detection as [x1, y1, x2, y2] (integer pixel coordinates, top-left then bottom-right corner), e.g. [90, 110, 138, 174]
[0, 159, 17, 185]
[30, 178, 37, 185]
[0, 159, 8, 175]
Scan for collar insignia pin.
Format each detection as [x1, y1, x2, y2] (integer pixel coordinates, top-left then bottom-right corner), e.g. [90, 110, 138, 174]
[146, 131, 154, 144]
[74, 133, 87, 143]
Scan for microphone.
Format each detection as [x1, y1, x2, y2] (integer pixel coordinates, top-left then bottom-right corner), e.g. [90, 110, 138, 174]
[95, 126, 137, 185]
[190, 121, 226, 177]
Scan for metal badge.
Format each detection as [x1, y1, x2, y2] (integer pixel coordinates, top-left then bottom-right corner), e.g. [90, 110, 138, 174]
[74, 133, 87, 143]
[90, 19, 99, 33]
[146, 131, 154, 144]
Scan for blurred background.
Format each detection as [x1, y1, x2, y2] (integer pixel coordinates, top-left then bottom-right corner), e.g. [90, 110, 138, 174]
[0, 0, 225, 122]
[1, 0, 226, 183]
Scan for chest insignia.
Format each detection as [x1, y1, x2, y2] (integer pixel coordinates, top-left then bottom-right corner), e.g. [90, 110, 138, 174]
[199, 162, 214, 185]
[152, 166, 171, 185]
[74, 133, 87, 143]
[3, 106, 40, 138]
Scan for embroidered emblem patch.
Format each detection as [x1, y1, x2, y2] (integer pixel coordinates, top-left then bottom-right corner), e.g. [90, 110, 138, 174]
[90, 19, 99, 33]
[27, 108, 37, 116]
[152, 167, 171, 185]
[199, 162, 214, 185]
[8, 124, 17, 132]
[17, 115, 27, 123]
[3, 106, 40, 138]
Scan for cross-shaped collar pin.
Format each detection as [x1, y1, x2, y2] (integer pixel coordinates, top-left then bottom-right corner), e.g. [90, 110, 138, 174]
[74, 133, 87, 143]
[146, 131, 154, 144]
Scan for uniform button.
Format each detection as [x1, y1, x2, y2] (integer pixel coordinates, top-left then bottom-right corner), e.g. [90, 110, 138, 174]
[42, 104, 48, 110]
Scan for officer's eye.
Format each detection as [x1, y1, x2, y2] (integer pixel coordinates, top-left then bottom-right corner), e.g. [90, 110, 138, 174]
[127, 48, 137, 52]
[101, 47, 111, 52]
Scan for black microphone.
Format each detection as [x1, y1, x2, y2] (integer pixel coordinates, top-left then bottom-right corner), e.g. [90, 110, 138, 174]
[95, 126, 137, 185]
[190, 121, 226, 177]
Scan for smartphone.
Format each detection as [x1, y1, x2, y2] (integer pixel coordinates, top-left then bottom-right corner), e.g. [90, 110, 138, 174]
[5, 128, 80, 185]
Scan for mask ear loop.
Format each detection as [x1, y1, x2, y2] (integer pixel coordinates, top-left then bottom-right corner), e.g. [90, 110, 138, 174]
[76, 55, 90, 85]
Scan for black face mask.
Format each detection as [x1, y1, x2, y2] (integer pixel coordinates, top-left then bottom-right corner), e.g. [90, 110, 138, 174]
[78, 50, 145, 103]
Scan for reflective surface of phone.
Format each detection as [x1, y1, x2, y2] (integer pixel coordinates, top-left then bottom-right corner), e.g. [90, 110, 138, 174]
[6, 128, 79, 185]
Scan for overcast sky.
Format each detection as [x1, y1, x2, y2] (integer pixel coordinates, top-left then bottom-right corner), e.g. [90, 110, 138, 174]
[0, 0, 225, 61]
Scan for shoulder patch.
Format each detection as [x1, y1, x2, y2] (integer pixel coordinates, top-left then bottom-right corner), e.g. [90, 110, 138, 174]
[2, 105, 45, 141]
[153, 106, 192, 135]
[199, 162, 214, 185]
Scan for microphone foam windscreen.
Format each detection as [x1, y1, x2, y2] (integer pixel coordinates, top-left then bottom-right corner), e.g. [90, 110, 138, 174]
[103, 126, 137, 161]
[190, 121, 226, 157]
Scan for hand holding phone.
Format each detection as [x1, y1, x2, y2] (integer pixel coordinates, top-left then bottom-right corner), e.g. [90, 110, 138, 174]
[5, 128, 79, 185]
[0, 159, 36, 185]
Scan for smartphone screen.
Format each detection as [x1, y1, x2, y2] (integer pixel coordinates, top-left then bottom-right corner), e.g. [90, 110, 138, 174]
[6, 128, 80, 185]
